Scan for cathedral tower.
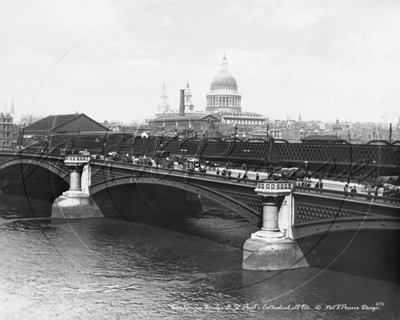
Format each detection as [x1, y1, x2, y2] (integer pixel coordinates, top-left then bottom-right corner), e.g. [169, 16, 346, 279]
[206, 53, 241, 114]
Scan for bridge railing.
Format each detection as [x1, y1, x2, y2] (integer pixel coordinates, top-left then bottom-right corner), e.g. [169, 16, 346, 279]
[294, 185, 400, 206]
[90, 160, 260, 186]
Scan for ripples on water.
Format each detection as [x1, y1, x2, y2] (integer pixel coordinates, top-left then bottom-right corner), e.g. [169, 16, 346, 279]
[0, 194, 399, 319]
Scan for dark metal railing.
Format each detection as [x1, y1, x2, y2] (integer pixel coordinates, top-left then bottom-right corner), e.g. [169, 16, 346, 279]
[294, 185, 400, 206]
[90, 160, 259, 186]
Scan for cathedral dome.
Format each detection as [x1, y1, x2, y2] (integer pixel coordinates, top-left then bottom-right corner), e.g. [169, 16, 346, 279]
[210, 54, 237, 89]
[211, 72, 237, 88]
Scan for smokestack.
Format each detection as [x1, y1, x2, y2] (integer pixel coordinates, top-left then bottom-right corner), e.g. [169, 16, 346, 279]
[179, 89, 185, 117]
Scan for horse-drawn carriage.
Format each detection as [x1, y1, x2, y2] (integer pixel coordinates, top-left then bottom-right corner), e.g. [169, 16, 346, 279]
[153, 151, 174, 168]
[186, 157, 200, 170]
[383, 183, 400, 198]
[135, 156, 152, 166]
[266, 167, 305, 181]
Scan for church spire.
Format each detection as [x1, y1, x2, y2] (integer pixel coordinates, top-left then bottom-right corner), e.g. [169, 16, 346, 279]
[158, 83, 169, 110]
[298, 112, 302, 122]
[10, 98, 16, 116]
[221, 52, 228, 72]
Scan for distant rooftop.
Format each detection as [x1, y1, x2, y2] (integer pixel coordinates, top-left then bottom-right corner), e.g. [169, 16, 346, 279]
[23, 113, 107, 134]
[24, 114, 80, 132]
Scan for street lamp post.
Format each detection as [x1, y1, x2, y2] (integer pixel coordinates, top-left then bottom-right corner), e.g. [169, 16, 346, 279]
[244, 149, 250, 172]
[47, 137, 51, 153]
[180, 148, 187, 170]
[372, 160, 377, 179]
[94, 138, 99, 155]
[43, 137, 49, 153]
[18, 123, 26, 148]
[140, 132, 148, 156]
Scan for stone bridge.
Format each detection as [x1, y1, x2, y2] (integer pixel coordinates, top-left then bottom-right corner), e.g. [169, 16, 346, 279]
[0, 150, 399, 281]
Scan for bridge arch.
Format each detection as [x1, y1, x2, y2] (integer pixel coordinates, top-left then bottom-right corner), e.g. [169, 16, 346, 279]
[90, 176, 261, 224]
[0, 158, 70, 183]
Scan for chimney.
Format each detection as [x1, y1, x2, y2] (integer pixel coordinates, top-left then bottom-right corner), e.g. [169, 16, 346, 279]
[179, 89, 185, 117]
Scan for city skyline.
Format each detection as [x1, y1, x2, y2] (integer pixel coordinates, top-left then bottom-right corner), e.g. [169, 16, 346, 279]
[1, 1, 399, 125]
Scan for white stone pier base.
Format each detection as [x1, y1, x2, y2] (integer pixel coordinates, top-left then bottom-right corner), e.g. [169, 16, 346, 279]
[242, 237, 309, 270]
[52, 191, 104, 219]
[243, 181, 309, 271]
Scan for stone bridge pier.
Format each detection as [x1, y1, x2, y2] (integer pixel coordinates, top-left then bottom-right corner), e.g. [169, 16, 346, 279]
[52, 153, 103, 219]
[243, 182, 309, 271]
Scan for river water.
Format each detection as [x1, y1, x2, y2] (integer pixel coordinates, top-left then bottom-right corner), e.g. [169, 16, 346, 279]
[0, 194, 399, 320]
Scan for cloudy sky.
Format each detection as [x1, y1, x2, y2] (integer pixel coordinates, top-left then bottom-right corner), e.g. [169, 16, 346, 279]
[1, 0, 399, 125]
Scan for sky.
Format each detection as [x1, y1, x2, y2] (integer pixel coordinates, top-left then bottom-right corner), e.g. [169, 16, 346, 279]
[1, 0, 399, 125]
